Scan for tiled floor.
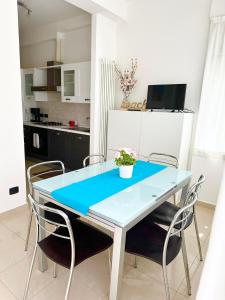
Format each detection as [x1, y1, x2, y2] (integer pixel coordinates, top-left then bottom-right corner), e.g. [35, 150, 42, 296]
[0, 200, 214, 300]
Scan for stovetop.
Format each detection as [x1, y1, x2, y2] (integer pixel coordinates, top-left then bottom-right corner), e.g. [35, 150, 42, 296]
[32, 121, 63, 126]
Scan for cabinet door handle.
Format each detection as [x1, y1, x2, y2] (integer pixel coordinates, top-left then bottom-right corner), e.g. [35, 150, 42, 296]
[56, 132, 60, 136]
[65, 98, 70, 101]
[77, 136, 82, 140]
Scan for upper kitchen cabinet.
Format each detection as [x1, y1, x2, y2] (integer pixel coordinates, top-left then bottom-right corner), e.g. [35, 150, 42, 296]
[21, 68, 48, 102]
[21, 69, 34, 101]
[61, 61, 91, 103]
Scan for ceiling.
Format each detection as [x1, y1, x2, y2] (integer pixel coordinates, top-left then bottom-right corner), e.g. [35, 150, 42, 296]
[18, 0, 89, 31]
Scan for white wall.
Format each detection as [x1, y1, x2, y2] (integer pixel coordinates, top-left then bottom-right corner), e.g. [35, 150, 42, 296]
[115, 0, 225, 204]
[66, 0, 128, 21]
[116, 0, 211, 112]
[20, 14, 91, 67]
[0, 2, 26, 213]
[197, 168, 225, 300]
[90, 13, 117, 154]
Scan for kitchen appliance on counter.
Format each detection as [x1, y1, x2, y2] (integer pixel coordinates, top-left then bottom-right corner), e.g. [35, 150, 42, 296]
[30, 108, 41, 122]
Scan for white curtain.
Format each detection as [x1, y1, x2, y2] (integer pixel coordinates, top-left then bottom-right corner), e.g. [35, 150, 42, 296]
[195, 17, 225, 156]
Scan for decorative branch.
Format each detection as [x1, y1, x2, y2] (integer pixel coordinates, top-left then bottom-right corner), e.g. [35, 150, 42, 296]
[115, 59, 138, 99]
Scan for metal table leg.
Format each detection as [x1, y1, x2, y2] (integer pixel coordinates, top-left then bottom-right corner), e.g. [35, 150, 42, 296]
[34, 189, 48, 272]
[109, 226, 126, 300]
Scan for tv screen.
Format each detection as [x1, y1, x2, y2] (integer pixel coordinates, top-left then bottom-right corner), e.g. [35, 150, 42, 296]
[146, 84, 186, 110]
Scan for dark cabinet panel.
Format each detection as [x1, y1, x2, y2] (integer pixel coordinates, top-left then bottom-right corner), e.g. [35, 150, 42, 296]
[30, 127, 48, 158]
[66, 133, 90, 170]
[23, 125, 31, 156]
[24, 126, 48, 159]
[48, 130, 66, 163]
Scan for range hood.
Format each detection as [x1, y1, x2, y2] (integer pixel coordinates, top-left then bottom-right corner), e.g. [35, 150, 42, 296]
[31, 61, 62, 92]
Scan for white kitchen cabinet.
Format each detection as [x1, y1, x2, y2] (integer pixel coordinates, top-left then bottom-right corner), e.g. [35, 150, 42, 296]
[21, 69, 34, 101]
[21, 68, 48, 102]
[61, 62, 90, 103]
[107, 110, 142, 154]
[107, 110, 193, 169]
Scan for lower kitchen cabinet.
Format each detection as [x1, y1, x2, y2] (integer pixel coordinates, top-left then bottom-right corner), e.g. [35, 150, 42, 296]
[48, 130, 66, 163]
[48, 129, 90, 170]
[24, 125, 48, 160]
[65, 133, 90, 170]
[24, 126, 90, 170]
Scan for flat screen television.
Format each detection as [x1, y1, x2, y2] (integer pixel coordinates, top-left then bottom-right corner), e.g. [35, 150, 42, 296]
[146, 84, 186, 110]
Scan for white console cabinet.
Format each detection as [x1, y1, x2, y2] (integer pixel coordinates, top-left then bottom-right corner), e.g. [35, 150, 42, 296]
[107, 110, 193, 169]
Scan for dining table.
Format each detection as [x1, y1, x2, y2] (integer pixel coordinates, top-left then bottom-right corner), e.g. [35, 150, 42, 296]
[33, 160, 192, 300]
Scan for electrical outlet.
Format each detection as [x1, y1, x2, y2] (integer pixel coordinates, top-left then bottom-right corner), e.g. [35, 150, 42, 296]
[9, 186, 19, 195]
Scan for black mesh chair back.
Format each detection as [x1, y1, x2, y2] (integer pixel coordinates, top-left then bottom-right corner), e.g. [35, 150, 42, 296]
[25, 161, 78, 252]
[126, 192, 198, 300]
[24, 194, 113, 300]
[24, 194, 75, 300]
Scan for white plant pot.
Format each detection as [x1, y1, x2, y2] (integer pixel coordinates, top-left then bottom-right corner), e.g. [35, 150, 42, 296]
[119, 165, 134, 179]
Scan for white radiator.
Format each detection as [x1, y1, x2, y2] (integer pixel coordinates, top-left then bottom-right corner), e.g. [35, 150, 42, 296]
[99, 59, 116, 156]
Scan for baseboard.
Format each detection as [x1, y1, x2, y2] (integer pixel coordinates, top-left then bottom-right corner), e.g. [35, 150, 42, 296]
[197, 200, 216, 209]
[0, 203, 28, 218]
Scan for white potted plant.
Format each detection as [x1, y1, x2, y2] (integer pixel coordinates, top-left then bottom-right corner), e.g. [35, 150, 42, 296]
[115, 148, 136, 179]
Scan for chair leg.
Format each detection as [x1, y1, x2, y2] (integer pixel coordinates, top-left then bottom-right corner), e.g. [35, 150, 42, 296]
[173, 194, 176, 205]
[108, 248, 112, 272]
[64, 266, 74, 300]
[23, 244, 38, 300]
[193, 208, 203, 261]
[162, 262, 170, 300]
[134, 256, 137, 268]
[181, 231, 192, 296]
[53, 263, 57, 278]
[25, 209, 33, 251]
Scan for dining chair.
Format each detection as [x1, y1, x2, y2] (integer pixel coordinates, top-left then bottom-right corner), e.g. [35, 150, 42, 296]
[24, 194, 113, 300]
[143, 175, 205, 262]
[83, 154, 106, 167]
[25, 161, 79, 252]
[149, 153, 178, 204]
[126, 192, 198, 300]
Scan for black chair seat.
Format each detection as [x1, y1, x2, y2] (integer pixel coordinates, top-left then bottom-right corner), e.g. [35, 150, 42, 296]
[38, 219, 113, 269]
[125, 221, 181, 265]
[143, 201, 193, 230]
[44, 202, 79, 224]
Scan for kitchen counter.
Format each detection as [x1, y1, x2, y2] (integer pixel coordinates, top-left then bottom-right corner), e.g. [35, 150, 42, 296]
[24, 122, 90, 136]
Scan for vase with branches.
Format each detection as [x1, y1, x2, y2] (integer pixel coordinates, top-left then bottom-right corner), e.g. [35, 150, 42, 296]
[115, 58, 138, 100]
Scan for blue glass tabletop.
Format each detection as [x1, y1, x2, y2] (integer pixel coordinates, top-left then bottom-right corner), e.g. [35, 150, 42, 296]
[33, 161, 191, 227]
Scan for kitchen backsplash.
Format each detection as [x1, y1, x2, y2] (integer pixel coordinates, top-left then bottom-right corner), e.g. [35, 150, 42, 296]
[26, 93, 90, 128]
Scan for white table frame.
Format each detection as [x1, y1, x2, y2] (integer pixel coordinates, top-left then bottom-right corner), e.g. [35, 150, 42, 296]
[33, 173, 190, 300]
